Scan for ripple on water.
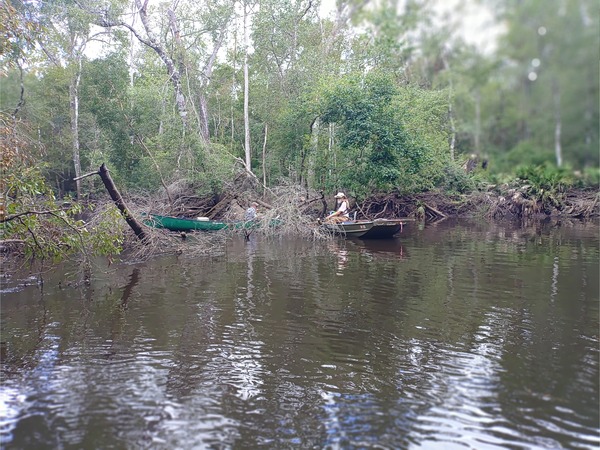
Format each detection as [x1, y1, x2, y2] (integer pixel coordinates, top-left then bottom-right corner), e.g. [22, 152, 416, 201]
[1, 226, 598, 449]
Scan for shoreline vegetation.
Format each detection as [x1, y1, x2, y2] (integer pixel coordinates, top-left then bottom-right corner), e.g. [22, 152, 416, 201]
[2, 0, 598, 278]
[1, 167, 598, 271]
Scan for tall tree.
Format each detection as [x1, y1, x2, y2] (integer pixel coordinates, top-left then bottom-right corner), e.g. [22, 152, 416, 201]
[243, 0, 252, 172]
[485, 0, 599, 169]
[24, 0, 108, 198]
[94, 0, 233, 159]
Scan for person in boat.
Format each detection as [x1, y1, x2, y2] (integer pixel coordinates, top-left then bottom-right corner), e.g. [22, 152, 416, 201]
[324, 192, 350, 224]
[245, 201, 259, 221]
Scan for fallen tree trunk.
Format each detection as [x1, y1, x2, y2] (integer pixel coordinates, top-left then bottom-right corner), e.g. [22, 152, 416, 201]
[75, 164, 149, 243]
[422, 202, 447, 220]
[206, 193, 234, 219]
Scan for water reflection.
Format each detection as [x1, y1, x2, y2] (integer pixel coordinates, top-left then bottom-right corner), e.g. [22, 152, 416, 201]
[0, 220, 598, 449]
[119, 268, 140, 309]
[348, 237, 407, 260]
[327, 240, 349, 275]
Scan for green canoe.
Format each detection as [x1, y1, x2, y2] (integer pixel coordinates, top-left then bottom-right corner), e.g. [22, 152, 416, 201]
[143, 213, 276, 232]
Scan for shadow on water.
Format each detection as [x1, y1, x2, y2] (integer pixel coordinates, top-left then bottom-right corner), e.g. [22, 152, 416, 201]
[119, 268, 140, 310]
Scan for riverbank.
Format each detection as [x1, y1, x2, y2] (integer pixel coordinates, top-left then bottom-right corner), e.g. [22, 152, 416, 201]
[133, 174, 600, 224]
[358, 187, 599, 222]
[1, 178, 597, 266]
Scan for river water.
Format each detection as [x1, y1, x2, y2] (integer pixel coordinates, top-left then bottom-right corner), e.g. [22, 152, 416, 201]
[1, 219, 598, 449]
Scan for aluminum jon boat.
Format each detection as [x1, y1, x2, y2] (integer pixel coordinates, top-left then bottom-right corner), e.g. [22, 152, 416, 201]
[322, 218, 404, 239]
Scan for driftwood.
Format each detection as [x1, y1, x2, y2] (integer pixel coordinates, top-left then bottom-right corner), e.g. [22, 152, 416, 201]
[585, 194, 599, 218]
[206, 193, 235, 219]
[422, 202, 447, 219]
[253, 198, 273, 210]
[74, 164, 149, 243]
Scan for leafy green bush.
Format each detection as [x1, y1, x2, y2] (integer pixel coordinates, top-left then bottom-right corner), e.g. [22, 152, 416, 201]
[1, 119, 125, 261]
[581, 167, 600, 188]
[2, 164, 124, 260]
[514, 164, 577, 210]
[319, 70, 451, 197]
[440, 163, 476, 194]
[515, 164, 575, 194]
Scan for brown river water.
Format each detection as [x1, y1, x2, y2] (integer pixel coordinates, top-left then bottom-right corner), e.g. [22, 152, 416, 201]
[1, 219, 598, 449]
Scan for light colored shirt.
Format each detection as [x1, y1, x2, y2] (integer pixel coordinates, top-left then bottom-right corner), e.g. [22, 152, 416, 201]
[337, 200, 349, 217]
[245, 207, 257, 221]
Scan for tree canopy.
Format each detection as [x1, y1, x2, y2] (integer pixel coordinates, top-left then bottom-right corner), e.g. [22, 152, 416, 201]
[1, 0, 598, 257]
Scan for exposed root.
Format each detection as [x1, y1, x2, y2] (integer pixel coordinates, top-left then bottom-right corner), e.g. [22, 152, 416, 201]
[114, 178, 334, 260]
[357, 187, 600, 222]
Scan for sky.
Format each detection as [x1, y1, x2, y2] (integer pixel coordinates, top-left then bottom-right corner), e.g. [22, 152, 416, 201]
[86, 0, 504, 60]
[319, 0, 503, 54]
[431, 0, 503, 53]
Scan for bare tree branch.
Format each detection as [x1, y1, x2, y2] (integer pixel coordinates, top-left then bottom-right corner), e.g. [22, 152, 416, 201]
[73, 170, 100, 181]
[2, 209, 69, 223]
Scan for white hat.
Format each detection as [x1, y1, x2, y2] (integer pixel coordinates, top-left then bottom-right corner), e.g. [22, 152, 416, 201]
[334, 192, 346, 198]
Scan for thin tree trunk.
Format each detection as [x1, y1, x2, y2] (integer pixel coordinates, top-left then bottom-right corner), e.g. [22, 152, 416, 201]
[262, 123, 268, 194]
[243, 1, 251, 172]
[329, 122, 335, 179]
[128, 2, 136, 87]
[474, 89, 481, 155]
[130, 0, 188, 129]
[523, 78, 531, 140]
[448, 102, 456, 161]
[69, 60, 82, 200]
[231, 12, 237, 153]
[198, 95, 210, 143]
[441, 53, 455, 161]
[552, 78, 562, 167]
[307, 117, 319, 188]
[12, 63, 25, 118]
[198, 30, 227, 143]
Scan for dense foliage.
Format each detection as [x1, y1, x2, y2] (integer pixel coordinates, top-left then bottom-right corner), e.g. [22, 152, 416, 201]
[0, 112, 124, 260]
[1, 0, 598, 257]
[319, 71, 451, 197]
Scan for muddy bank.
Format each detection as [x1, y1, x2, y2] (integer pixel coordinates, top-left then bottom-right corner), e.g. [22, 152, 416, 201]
[155, 179, 599, 224]
[358, 187, 599, 222]
[1, 179, 597, 268]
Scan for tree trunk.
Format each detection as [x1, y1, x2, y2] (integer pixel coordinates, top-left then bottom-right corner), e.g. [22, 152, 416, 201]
[198, 30, 227, 143]
[98, 164, 148, 242]
[197, 94, 210, 143]
[552, 78, 563, 167]
[133, 0, 188, 129]
[262, 122, 268, 193]
[329, 122, 335, 181]
[243, 1, 252, 172]
[69, 61, 82, 200]
[474, 89, 481, 155]
[231, 12, 237, 154]
[441, 53, 455, 161]
[307, 117, 319, 188]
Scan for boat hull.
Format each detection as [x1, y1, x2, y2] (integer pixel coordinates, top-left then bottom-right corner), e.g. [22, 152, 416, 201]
[144, 214, 260, 232]
[322, 219, 404, 239]
[322, 221, 373, 238]
[360, 219, 404, 239]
